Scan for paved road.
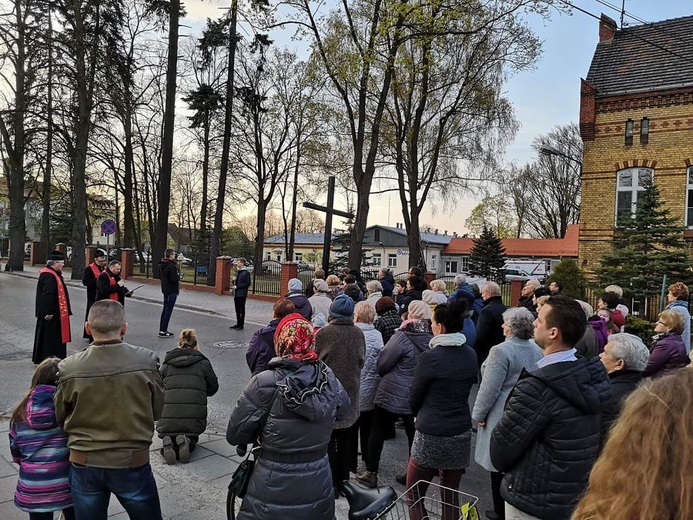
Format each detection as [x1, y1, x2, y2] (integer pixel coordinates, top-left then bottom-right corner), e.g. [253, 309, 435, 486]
[0, 271, 493, 519]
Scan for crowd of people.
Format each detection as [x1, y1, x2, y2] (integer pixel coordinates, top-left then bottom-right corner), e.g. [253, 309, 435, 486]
[14, 253, 693, 520]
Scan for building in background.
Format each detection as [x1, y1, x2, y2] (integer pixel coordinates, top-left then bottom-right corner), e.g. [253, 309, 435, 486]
[579, 14, 693, 269]
[441, 224, 580, 275]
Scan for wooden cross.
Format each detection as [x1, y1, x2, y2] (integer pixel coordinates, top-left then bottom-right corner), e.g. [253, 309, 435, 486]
[303, 176, 354, 274]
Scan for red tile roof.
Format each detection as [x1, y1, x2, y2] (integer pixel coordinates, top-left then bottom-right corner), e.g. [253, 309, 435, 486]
[444, 224, 579, 257]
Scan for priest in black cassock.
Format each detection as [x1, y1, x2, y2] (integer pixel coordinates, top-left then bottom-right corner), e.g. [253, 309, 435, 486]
[81, 248, 106, 340]
[33, 251, 72, 364]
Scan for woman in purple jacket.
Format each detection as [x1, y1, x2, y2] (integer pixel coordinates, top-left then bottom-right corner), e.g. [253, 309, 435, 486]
[644, 309, 690, 378]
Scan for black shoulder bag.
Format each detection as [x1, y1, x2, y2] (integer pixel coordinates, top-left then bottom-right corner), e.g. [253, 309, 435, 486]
[227, 386, 280, 517]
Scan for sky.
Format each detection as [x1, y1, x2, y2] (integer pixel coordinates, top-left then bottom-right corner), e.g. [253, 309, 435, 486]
[183, 0, 692, 235]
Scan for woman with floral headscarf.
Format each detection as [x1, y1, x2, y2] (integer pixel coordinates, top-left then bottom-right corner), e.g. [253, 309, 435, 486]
[226, 313, 350, 520]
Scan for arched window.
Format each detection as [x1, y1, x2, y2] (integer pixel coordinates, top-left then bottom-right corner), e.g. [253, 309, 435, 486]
[616, 167, 653, 223]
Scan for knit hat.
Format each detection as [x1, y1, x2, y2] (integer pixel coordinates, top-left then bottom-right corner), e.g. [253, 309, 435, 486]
[329, 294, 355, 319]
[422, 290, 438, 306]
[48, 250, 65, 261]
[288, 278, 302, 292]
[94, 249, 107, 259]
[408, 300, 432, 321]
[313, 279, 329, 293]
[273, 313, 317, 361]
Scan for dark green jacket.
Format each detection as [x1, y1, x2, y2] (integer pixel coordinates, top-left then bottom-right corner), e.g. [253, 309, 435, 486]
[157, 348, 219, 437]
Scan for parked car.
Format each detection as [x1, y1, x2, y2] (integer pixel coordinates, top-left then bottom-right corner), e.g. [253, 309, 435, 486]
[503, 268, 544, 283]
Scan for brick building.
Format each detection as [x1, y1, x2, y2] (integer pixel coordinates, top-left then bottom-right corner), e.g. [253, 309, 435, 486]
[579, 14, 693, 269]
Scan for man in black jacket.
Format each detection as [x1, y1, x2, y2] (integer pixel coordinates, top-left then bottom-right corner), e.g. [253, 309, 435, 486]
[490, 295, 613, 520]
[230, 257, 251, 330]
[158, 249, 180, 338]
[475, 282, 507, 369]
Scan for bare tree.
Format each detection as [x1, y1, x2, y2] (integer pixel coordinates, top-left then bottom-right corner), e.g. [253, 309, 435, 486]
[520, 123, 582, 238]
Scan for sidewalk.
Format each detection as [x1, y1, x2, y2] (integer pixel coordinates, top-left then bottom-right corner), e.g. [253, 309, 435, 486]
[4, 263, 276, 327]
[0, 418, 240, 519]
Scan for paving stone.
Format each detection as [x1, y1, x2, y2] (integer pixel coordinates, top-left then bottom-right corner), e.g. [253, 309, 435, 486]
[200, 438, 236, 458]
[0, 500, 24, 519]
[176, 453, 237, 481]
[0, 459, 17, 479]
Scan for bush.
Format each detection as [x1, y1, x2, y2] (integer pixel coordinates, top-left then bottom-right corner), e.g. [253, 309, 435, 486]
[545, 259, 586, 299]
[624, 314, 655, 345]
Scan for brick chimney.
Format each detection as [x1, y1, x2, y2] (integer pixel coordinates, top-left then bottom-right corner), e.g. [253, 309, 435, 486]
[599, 13, 617, 42]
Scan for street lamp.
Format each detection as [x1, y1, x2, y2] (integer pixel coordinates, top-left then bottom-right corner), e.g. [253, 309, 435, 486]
[539, 144, 583, 167]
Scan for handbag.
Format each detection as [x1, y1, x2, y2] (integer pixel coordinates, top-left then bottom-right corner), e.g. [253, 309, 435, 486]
[227, 386, 280, 517]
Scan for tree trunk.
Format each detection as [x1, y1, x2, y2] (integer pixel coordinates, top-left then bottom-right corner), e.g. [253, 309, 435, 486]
[153, 0, 179, 278]
[209, 0, 238, 285]
[199, 119, 210, 247]
[347, 173, 370, 270]
[253, 198, 267, 293]
[41, 5, 53, 251]
[69, 0, 94, 280]
[122, 109, 135, 248]
[4, 0, 26, 271]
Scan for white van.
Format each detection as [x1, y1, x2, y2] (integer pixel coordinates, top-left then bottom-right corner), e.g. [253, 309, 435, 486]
[503, 261, 547, 282]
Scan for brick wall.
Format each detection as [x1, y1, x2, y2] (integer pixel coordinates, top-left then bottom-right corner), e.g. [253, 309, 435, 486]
[579, 87, 693, 273]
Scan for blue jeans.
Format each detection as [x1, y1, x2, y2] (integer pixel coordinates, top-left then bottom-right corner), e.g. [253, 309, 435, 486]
[69, 463, 162, 520]
[159, 293, 178, 332]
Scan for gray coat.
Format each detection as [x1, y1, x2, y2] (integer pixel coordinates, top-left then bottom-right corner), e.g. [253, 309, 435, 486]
[315, 318, 366, 428]
[471, 336, 543, 472]
[226, 358, 349, 520]
[374, 321, 432, 415]
[356, 322, 384, 412]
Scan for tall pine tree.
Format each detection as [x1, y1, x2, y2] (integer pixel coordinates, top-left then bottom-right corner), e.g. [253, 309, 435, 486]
[468, 227, 506, 281]
[595, 180, 693, 297]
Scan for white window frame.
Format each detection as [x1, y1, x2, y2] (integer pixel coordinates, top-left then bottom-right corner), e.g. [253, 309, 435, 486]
[294, 252, 303, 262]
[387, 254, 397, 268]
[461, 256, 469, 272]
[445, 260, 458, 274]
[616, 167, 653, 224]
[371, 253, 382, 266]
[687, 166, 693, 228]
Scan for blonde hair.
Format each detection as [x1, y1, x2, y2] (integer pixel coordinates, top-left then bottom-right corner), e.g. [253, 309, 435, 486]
[326, 274, 341, 286]
[430, 279, 446, 292]
[659, 309, 685, 334]
[354, 301, 376, 324]
[572, 368, 693, 520]
[178, 328, 198, 349]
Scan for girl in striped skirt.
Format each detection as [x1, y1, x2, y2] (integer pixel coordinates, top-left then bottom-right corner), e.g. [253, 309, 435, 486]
[9, 357, 74, 520]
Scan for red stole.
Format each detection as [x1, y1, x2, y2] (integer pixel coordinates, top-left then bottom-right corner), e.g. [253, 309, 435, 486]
[89, 262, 102, 279]
[39, 267, 72, 344]
[105, 270, 119, 301]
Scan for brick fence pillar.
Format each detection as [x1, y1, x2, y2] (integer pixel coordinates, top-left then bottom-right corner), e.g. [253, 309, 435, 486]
[215, 256, 233, 296]
[85, 245, 98, 266]
[281, 262, 298, 296]
[31, 241, 46, 266]
[510, 280, 524, 306]
[423, 272, 435, 289]
[120, 248, 134, 279]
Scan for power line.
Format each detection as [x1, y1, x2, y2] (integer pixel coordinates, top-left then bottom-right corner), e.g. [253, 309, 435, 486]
[555, 0, 693, 67]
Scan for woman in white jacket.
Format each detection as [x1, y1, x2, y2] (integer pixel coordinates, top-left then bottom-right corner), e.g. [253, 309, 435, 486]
[353, 301, 384, 474]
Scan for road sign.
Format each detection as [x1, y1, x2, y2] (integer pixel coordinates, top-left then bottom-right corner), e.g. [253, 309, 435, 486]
[101, 219, 117, 236]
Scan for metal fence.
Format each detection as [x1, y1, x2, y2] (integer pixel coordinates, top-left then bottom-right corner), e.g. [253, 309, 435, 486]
[133, 255, 211, 287]
[251, 260, 282, 296]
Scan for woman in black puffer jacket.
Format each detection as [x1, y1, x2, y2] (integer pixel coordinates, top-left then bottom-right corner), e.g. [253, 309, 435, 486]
[227, 313, 350, 520]
[157, 329, 219, 464]
[406, 301, 478, 520]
